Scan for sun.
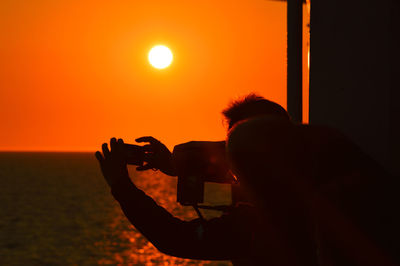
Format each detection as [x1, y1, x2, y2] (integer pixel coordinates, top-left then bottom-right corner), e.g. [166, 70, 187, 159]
[148, 45, 173, 69]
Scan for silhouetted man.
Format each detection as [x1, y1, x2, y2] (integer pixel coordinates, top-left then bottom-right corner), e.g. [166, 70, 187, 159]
[226, 116, 400, 266]
[96, 94, 399, 265]
[96, 94, 302, 265]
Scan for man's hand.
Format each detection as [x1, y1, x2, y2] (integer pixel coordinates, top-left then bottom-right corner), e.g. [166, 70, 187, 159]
[136, 136, 176, 176]
[95, 138, 130, 188]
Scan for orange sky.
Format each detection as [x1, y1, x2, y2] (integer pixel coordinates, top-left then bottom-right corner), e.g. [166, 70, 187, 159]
[0, 0, 291, 151]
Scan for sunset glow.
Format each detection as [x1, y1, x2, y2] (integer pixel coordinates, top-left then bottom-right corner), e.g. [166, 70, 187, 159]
[0, 0, 307, 152]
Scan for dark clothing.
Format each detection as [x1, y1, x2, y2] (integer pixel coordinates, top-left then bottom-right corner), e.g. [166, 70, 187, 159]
[303, 125, 400, 266]
[111, 177, 254, 263]
[111, 177, 317, 266]
[111, 124, 399, 265]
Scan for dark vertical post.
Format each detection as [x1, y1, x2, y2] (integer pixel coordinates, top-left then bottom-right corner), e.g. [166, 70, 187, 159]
[287, 0, 303, 123]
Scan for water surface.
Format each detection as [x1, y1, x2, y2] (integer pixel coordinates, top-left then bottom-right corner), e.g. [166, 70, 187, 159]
[0, 152, 231, 265]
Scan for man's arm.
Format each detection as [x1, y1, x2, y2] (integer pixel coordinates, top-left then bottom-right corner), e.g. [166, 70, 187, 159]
[111, 176, 252, 260]
[96, 138, 252, 260]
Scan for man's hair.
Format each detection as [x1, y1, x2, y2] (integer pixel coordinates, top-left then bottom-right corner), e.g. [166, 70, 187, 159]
[222, 93, 290, 128]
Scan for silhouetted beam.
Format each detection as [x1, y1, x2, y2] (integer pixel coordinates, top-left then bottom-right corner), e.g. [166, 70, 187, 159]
[287, 0, 303, 123]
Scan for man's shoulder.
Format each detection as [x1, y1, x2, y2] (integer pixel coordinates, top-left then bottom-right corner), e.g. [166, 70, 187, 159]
[297, 124, 348, 143]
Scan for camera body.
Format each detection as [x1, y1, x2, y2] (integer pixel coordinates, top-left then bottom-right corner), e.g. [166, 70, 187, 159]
[123, 141, 234, 206]
[173, 141, 234, 206]
[123, 144, 145, 166]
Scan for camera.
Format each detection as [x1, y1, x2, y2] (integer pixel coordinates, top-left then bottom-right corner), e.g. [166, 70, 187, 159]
[173, 141, 235, 206]
[123, 141, 235, 206]
[123, 143, 145, 166]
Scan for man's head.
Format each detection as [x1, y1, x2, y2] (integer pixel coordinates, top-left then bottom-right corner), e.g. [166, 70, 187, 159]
[226, 117, 297, 181]
[226, 116, 308, 206]
[222, 93, 290, 129]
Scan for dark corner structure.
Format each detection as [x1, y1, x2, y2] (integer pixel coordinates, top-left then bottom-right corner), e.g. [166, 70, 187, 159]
[284, 0, 400, 175]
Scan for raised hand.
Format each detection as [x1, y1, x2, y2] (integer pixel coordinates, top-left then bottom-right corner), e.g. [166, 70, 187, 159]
[95, 138, 130, 187]
[135, 136, 176, 176]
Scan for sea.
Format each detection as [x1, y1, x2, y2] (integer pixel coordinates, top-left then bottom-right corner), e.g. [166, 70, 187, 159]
[0, 152, 232, 265]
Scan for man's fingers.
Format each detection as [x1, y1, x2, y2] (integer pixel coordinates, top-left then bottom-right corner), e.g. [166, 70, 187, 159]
[102, 143, 110, 157]
[136, 136, 159, 144]
[142, 144, 153, 152]
[117, 138, 124, 152]
[95, 151, 104, 162]
[143, 152, 155, 162]
[110, 137, 117, 152]
[136, 164, 153, 171]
